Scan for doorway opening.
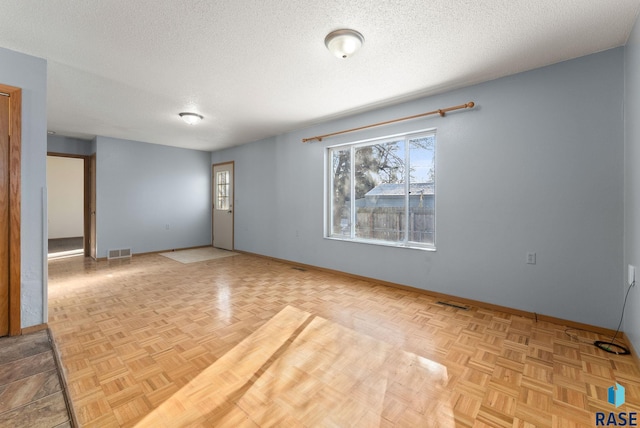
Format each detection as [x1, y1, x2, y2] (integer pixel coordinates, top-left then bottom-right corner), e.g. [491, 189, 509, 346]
[46, 153, 92, 259]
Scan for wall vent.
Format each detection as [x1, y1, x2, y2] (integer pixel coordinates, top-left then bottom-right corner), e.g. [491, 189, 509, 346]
[108, 248, 132, 260]
[435, 301, 469, 311]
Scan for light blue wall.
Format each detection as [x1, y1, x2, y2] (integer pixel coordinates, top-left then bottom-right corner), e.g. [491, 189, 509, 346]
[96, 137, 211, 258]
[47, 134, 93, 156]
[625, 15, 640, 353]
[0, 47, 47, 328]
[213, 48, 625, 329]
[214, 138, 279, 256]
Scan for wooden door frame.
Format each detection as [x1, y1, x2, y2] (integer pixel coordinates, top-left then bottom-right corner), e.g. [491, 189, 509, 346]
[90, 153, 96, 259]
[0, 84, 21, 336]
[212, 161, 234, 250]
[47, 152, 92, 257]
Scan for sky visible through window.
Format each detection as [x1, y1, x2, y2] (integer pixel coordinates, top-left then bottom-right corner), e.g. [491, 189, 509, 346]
[410, 136, 435, 184]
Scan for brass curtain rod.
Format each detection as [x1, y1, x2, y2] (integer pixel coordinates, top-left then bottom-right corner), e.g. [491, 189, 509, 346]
[302, 101, 475, 143]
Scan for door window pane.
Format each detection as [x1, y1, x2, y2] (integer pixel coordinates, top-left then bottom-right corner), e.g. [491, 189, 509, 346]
[216, 171, 229, 210]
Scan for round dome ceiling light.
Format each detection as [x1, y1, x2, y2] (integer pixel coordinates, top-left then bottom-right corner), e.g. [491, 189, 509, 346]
[179, 112, 204, 125]
[324, 29, 364, 59]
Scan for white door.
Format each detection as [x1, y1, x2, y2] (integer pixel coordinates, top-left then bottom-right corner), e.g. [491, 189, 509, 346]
[212, 162, 234, 250]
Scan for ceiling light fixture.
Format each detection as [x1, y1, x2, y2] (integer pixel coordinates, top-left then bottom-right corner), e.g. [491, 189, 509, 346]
[324, 29, 364, 59]
[179, 112, 203, 125]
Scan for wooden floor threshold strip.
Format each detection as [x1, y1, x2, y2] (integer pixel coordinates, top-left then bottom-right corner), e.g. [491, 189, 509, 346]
[49, 328, 80, 428]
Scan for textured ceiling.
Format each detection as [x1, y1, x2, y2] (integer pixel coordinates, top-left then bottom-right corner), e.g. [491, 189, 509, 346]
[0, 0, 638, 151]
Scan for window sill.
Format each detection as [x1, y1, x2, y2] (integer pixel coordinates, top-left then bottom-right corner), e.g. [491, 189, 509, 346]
[324, 236, 436, 252]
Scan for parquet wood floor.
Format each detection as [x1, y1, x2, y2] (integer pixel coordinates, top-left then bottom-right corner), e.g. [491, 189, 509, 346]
[136, 305, 451, 427]
[48, 253, 640, 427]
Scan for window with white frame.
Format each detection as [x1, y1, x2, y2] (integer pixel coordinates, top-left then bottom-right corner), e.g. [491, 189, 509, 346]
[327, 130, 436, 249]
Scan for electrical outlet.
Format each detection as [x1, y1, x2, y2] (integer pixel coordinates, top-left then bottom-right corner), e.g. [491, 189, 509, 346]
[526, 252, 536, 265]
[629, 264, 636, 286]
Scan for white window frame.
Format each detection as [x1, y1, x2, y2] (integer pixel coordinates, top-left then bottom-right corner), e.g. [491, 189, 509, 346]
[325, 128, 436, 251]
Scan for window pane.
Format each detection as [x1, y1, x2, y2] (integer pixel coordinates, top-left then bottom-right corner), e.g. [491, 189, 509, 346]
[216, 171, 229, 210]
[326, 130, 436, 250]
[330, 148, 351, 236]
[354, 141, 406, 242]
[408, 135, 435, 244]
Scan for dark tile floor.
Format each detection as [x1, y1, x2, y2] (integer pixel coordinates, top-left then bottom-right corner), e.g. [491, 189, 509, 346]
[0, 330, 74, 427]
